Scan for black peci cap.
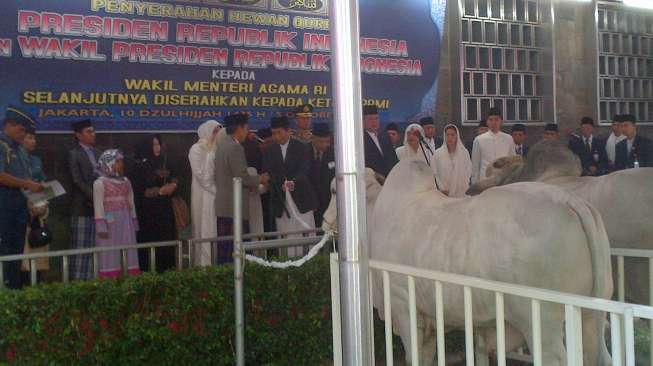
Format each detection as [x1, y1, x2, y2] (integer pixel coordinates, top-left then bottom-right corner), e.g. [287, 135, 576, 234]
[270, 116, 290, 129]
[362, 104, 378, 116]
[224, 113, 248, 127]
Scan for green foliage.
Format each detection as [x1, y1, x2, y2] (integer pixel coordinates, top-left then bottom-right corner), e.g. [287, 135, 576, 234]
[0, 256, 333, 365]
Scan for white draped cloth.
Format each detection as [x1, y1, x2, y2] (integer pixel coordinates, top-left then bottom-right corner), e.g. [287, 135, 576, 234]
[247, 167, 265, 235]
[189, 120, 221, 266]
[432, 125, 472, 198]
[605, 132, 626, 164]
[471, 130, 515, 183]
[395, 124, 429, 164]
[273, 143, 316, 258]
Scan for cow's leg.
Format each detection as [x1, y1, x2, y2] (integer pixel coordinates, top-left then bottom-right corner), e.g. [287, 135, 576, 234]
[474, 333, 490, 366]
[516, 304, 565, 366]
[581, 309, 611, 366]
[418, 316, 437, 366]
[390, 301, 435, 365]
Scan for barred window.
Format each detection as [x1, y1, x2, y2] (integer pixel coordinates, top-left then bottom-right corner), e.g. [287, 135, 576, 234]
[460, 0, 555, 125]
[597, 2, 653, 125]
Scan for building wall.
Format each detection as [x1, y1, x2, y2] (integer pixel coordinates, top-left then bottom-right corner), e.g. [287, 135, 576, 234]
[436, 0, 652, 145]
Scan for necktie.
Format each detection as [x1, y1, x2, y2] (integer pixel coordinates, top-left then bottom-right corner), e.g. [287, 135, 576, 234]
[585, 138, 591, 152]
[516, 146, 522, 156]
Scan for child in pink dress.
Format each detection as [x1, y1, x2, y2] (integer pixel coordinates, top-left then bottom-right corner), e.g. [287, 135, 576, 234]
[93, 150, 140, 278]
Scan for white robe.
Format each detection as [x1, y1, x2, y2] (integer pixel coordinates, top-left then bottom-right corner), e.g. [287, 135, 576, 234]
[395, 124, 429, 164]
[605, 132, 626, 164]
[189, 121, 221, 266]
[433, 125, 472, 198]
[471, 130, 515, 184]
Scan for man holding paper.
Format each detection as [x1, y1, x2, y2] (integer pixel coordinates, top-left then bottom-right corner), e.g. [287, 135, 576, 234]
[0, 106, 43, 289]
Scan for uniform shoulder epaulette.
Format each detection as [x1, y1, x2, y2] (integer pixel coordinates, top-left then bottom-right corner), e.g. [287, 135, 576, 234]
[0, 140, 12, 165]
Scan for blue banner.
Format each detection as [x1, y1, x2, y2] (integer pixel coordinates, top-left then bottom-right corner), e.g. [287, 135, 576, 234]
[0, 0, 445, 132]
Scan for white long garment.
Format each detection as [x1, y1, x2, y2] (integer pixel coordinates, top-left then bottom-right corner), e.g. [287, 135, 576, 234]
[605, 133, 627, 164]
[188, 120, 221, 266]
[471, 130, 515, 183]
[395, 124, 429, 164]
[247, 167, 265, 235]
[275, 191, 315, 258]
[433, 125, 472, 197]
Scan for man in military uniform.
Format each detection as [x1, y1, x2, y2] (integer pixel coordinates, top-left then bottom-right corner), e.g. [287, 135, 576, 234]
[0, 106, 43, 288]
[292, 104, 314, 144]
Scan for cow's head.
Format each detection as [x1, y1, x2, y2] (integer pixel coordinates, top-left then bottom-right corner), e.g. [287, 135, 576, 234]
[321, 168, 384, 233]
[466, 156, 525, 195]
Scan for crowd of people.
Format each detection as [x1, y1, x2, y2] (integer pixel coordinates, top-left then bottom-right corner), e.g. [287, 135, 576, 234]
[0, 103, 651, 289]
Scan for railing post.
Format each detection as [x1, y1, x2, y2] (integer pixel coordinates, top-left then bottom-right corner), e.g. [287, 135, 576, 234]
[93, 252, 100, 279]
[649, 257, 653, 366]
[30, 259, 37, 286]
[564, 304, 583, 366]
[435, 281, 445, 366]
[233, 178, 245, 366]
[383, 271, 393, 366]
[121, 249, 128, 277]
[610, 312, 623, 366]
[463, 286, 474, 366]
[624, 307, 635, 366]
[495, 292, 506, 366]
[62, 256, 69, 283]
[531, 299, 542, 366]
[618, 255, 625, 302]
[331, 253, 343, 366]
[407, 276, 419, 366]
[176, 241, 183, 270]
[0, 261, 4, 288]
[149, 247, 156, 273]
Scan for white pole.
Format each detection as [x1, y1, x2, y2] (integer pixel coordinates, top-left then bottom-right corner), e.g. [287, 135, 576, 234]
[495, 292, 506, 366]
[383, 271, 394, 366]
[233, 178, 245, 366]
[464, 286, 474, 366]
[330, 254, 343, 366]
[328, 0, 373, 364]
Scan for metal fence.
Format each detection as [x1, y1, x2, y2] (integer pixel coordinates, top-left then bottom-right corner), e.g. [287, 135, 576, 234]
[0, 228, 324, 289]
[611, 247, 653, 366]
[331, 252, 653, 366]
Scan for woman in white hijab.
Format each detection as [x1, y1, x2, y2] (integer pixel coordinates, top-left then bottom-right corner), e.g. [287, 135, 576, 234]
[188, 120, 222, 266]
[395, 123, 429, 163]
[433, 124, 472, 197]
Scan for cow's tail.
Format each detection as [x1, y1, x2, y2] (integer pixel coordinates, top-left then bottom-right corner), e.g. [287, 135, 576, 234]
[566, 193, 613, 365]
[568, 195, 612, 300]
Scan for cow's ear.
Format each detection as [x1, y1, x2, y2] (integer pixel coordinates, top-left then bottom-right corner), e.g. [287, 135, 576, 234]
[374, 173, 386, 186]
[497, 163, 524, 185]
[466, 177, 498, 195]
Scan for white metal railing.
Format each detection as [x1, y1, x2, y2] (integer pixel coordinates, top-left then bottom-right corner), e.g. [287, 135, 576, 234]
[331, 253, 653, 366]
[611, 247, 653, 366]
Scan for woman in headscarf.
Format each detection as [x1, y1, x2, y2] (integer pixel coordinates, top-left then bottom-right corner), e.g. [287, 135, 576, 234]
[188, 120, 221, 266]
[93, 149, 140, 278]
[131, 135, 178, 273]
[432, 124, 472, 197]
[395, 123, 429, 163]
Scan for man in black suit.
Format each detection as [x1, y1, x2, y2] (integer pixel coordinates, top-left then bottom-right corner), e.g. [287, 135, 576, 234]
[511, 124, 529, 157]
[263, 116, 318, 257]
[308, 124, 335, 227]
[363, 105, 398, 177]
[568, 117, 609, 176]
[615, 114, 653, 170]
[67, 119, 101, 280]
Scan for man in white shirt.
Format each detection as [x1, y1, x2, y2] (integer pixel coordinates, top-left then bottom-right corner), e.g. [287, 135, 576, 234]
[605, 115, 627, 171]
[471, 108, 516, 183]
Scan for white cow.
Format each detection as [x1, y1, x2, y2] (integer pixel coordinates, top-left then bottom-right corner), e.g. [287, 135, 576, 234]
[323, 161, 612, 365]
[468, 139, 653, 305]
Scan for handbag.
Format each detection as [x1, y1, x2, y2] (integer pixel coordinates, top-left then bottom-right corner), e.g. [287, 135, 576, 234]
[171, 196, 190, 230]
[28, 216, 52, 249]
